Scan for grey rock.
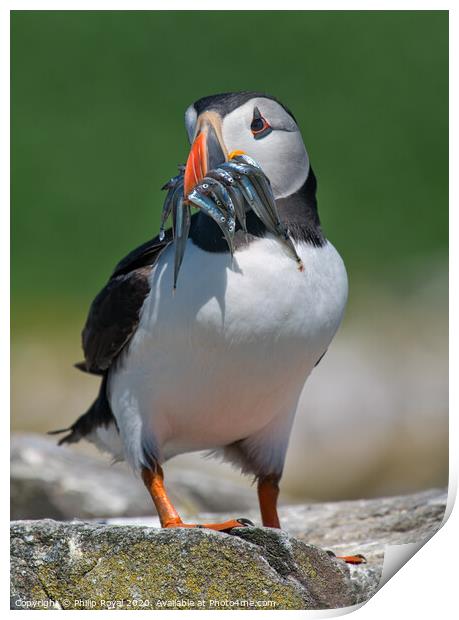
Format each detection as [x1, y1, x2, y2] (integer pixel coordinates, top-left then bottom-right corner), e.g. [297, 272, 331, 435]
[10, 489, 446, 609]
[107, 487, 445, 605]
[194, 487, 447, 604]
[276, 487, 447, 563]
[10, 433, 256, 520]
[10, 520, 356, 610]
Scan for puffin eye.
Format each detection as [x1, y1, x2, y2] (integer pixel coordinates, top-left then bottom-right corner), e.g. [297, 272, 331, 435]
[251, 117, 265, 132]
[251, 107, 272, 139]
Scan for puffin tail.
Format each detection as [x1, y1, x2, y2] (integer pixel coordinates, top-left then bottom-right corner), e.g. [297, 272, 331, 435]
[48, 375, 115, 446]
[74, 360, 104, 376]
[47, 425, 83, 446]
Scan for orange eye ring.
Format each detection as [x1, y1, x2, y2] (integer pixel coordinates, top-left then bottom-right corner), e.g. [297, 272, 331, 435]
[251, 116, 270, 135]
[250, 108, 272, 139]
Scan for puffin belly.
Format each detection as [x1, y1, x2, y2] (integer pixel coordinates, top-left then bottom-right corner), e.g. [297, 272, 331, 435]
[108, 236, 348, 469]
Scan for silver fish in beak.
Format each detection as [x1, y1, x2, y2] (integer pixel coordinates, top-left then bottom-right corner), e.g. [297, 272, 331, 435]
[161, 150, 303, 287]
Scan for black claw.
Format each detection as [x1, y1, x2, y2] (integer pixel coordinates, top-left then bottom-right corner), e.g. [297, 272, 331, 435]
[237, 518, 255, 527]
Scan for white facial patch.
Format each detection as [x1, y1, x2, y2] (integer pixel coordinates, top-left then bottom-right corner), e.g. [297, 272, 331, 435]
[221, 97, 309, 199]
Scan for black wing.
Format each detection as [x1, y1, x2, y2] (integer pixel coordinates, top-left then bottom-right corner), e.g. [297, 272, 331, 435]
[78, 230, 173, 375]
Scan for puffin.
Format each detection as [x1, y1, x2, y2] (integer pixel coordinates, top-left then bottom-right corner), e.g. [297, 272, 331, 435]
[53, 91, 353, 544]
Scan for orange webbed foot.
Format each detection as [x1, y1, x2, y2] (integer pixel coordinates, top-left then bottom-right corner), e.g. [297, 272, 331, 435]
[327, 551, 367, 565]
[337, 554, 367, 565]
[164, 518, 254, 532]
[141, 466, 255, 534]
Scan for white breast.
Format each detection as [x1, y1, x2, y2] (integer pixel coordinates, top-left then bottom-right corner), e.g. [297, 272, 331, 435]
[108, 236, 348, 470]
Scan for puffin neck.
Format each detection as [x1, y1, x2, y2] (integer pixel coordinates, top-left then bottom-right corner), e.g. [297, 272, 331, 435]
[276, 166, 326, 247]
[189, 167, 326, 253]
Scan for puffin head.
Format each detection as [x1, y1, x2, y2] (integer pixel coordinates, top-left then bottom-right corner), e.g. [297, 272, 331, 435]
[183, 92, 310, 200]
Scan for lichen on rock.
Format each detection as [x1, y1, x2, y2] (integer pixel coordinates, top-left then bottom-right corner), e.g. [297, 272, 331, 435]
[10, 488, 447, 610]
[11, 521, 355, 610]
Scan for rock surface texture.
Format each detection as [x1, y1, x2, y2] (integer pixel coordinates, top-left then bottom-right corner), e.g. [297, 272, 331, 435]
[10, 488, 446, 610]
[10, 521, 356, 610]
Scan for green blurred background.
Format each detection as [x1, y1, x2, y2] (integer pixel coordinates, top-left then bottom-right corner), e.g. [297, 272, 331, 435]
[11, 11, 448, 503]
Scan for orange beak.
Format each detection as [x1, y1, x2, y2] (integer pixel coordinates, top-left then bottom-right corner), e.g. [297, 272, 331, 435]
[183, 113, 228, 198]
[184, 132, 208, 198]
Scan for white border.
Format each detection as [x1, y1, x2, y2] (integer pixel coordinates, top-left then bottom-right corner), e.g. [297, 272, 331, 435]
[4, 3, 455, 618]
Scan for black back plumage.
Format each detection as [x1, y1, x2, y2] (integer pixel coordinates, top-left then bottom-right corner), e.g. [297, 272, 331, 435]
[79, 232, 173, 375]
[50, 230, 173, 445]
